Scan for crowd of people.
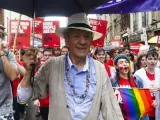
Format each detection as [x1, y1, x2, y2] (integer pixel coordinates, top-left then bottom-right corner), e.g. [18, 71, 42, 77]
[0, 13, 160, 120]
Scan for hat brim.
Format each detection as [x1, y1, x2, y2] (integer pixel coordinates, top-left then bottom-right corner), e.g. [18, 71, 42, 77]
[55, 27, 103, 41]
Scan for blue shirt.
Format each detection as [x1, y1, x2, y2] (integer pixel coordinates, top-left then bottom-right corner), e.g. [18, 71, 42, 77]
[64, 54, 96, 120]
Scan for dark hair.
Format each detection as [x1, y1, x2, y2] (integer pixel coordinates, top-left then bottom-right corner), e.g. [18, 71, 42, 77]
[130, 52, 134, 61]
[116, 68, 131, 85]
[94, 48, 106, 62]
[146, 48, 158, 59]
[43, 48, 53, 54]
[20, 49, 26, 56]
[136, 53, 146, 70]
[110, 48, 119, 57]
[122, 47, 130, 52]
[94, 48, 105, 55]
[62, 46, 69, 50]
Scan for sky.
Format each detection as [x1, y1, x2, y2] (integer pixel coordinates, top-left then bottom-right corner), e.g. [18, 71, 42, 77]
[45, 14, 97, 27]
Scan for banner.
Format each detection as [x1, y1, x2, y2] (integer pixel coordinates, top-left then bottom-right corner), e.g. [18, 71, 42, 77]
[33, 18, 44, 35]
[89, 19, 108, 47]
[130, 42, 140, 54]
[42, 21, 60, 48]
[9, 20, 31, 49]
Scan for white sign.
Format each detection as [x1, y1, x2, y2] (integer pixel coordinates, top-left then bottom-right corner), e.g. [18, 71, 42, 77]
[43, 21, 56, 33]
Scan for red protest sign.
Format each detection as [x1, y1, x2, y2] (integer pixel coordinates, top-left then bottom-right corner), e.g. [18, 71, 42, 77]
[9, 20, 31, 49]
[89, 19, 108, 47]
[33, 18, 44, 34]
[130, 42, 140, 54]
[42, 21, 60, 48]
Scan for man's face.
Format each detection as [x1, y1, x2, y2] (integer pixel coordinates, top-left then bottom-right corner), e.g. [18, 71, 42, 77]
[123, 49, 130, 57]
[54, 48, 61, 56]
[65, 29, 93, 59]
[43, 51, 53, 60]
[61, 48, 68, 55]
[146, 55, 158, 69]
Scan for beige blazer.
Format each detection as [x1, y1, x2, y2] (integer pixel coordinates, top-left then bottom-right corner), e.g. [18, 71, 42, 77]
[32, 56, 123, 120]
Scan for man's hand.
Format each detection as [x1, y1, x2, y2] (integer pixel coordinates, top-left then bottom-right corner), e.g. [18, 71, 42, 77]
[23, 48, 38, 71]
[34, 99, 40, 107]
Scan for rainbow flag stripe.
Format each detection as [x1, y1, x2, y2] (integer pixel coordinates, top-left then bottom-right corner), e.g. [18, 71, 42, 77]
[119, 88, 153, 120]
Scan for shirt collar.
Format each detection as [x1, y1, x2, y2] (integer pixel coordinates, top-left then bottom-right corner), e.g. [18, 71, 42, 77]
[67, 53, 89, 72]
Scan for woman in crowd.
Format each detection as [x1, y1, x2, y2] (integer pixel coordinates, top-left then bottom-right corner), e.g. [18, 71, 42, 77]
[110, 54, 137, 120]
[106, 53, 111, 62]
[94, 48, 111, 77]
[136, 53, 147, 70]
[134, 48, 160, 120]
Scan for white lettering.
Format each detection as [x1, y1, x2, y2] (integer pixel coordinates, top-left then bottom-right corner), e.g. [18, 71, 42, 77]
[43, 22, 56, 33]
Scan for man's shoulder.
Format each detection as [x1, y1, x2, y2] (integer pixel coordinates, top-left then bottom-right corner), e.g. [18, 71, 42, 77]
[44, 55, 64, 66]
[92, 58, 105, 70]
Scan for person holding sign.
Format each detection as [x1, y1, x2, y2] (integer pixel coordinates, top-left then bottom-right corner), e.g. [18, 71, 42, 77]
[110, 54, 137, 120]
[0, 24, 19, 120]
[134, 48, 160, 120]
[17, 13, 123, 120]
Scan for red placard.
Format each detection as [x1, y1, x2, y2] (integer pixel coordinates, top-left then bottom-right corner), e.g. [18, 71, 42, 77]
[33, 18, 44, 34]
[130, 42, 140, 54]
[89, 19, 108, 47]
[42, 21, 60, 48]
[9, 20, 31, 49]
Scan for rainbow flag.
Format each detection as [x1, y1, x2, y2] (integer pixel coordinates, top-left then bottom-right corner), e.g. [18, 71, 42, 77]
[119, 88, 153, 120]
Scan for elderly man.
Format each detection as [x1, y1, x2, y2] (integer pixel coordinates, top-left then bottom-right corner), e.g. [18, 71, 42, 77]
[17, 13, 123, 120]
[0, 24, 18, 119]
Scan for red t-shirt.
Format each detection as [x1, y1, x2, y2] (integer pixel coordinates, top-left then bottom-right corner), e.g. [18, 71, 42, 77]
[38, 60, 50, 107]
[12, 61, 23, 97]
[104, 63, 111, 77]
[118, 76, 137, 120]
[107, 59, 114, 67]
[119, 76, 137, 88]
[146, 71, 155, 117]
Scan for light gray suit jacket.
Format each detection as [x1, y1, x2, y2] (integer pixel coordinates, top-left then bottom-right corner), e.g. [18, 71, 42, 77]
[32, 56, 123, 120]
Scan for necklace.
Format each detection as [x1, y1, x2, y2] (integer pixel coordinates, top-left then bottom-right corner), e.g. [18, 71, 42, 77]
[65, 53, 90, 104]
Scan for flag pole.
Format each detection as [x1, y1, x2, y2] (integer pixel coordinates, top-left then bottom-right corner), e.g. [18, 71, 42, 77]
[32, 11, 36, 47]
[13, 14, 22, 52]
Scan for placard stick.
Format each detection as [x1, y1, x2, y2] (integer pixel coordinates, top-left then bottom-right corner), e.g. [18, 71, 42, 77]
[13, 14, 22, 52]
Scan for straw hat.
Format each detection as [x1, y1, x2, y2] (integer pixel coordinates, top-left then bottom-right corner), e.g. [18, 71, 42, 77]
[55, 13, 103, 41]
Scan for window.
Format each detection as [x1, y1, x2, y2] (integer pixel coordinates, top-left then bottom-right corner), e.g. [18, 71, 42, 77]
[133, 13, 137, 31]
[142, 12, 148, 27]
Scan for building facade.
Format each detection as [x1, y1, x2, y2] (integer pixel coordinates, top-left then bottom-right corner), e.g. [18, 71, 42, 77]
[0, 9, 4, 25]
[105, 11, 160, 44]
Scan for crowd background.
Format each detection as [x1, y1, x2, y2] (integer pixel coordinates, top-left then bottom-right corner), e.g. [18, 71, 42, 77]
[9, 43, 160, 120]
[1, 19, 160, 119]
